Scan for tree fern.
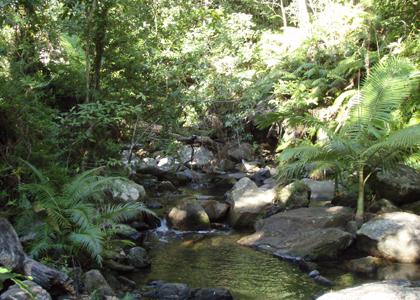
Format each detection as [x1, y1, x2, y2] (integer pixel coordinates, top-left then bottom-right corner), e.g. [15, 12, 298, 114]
[278, 57, 420, 222]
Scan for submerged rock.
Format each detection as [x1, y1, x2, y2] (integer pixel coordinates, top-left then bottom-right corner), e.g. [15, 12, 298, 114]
[238, 206, 354, 261]
[191, 288, 234, 300]
[317, 280, 420, 300]
[374, 165, 420, 205]
[156, 283, 191, 300]
[0, 281, 51, 300]
[226, 177, 276, 229]
[356, 212, 420, 263]
[344, 256, 385, 274]
[168, 200, 211, 231]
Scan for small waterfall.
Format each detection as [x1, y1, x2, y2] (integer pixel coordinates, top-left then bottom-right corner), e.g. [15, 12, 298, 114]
[156, 218, 169, 233]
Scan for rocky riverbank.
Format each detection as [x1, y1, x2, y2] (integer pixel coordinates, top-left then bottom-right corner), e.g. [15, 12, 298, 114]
[2, 140, 420, 299]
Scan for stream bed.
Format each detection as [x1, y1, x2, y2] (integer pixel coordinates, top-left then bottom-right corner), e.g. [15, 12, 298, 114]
[127, 184, 404, 299]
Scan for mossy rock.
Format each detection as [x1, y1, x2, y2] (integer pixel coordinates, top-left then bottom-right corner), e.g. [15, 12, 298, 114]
[168, 200, 211, 231]
[275, 181, 311, 210]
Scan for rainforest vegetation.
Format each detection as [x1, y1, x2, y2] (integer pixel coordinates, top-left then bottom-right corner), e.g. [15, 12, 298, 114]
[0, 0, 419, 299]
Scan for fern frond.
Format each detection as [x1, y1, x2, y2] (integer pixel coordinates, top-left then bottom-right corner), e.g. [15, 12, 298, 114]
[343, 58, 417, 139]
[98, 202, 154, 224]
[69, 228, 104, 265]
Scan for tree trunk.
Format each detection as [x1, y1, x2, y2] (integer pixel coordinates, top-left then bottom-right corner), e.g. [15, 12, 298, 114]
[90, 5, 109, 94]
[297, 0, 310, 31]
[84, 0, 98, 103]
[356, 166, 365, 225]
[280, 0, 287, 30]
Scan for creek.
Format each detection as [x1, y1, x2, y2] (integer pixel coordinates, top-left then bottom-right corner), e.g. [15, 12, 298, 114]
[128, 184, 369, 299]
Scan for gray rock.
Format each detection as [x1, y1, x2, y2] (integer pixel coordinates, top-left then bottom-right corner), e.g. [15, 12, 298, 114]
[111, 179, 146, 202]
[302, 179, 335, 201]
[157, 181, 177, 192]
[344, 256, 385, 274]
[83, 270, 115, 298]
[368, 198, 400, 214]
[191, 288, 233, 300]
[179, 146, 214, 169]
[377, 263, 420, 281]
[317, 280, 420, 300]
[227, 142, 254, 162]
[157, 283, 191, 300]
[0, 281, 51, 300]
[200, 200, 229, 222]
[218, 159, 237, 172]
[238, 206, 354, 261]
[0, 218, 26, 271]
[157, 157, 180, 172]
[374, 165, 420, 205]
[401, 201, 420, 215]
[168, 200, 211, 231]
[127, 247, 150, 269]
[227, 177, 276, 229]
[114, 224, 141, 240]
[357, 212, 420, 263]
[275, 181, 311, 210]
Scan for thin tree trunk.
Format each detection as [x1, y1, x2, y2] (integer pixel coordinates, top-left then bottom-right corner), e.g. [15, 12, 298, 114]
[85, 0, 98, 103]
[297, 0, 310, 31]
[280, 0, 287, 30]
[91, 5, 109, 94]
[356, 166, 365, 225]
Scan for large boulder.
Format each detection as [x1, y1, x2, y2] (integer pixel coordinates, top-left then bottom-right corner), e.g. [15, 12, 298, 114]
[374, 165, 420, 205]
[83, 269, 115, 298]
[0, 281, 51, 300]
[200, 200, 229, 222]
[0, 219, 75, 297]
[179, 146, 214, 169]
[226, 177, 276, 229]
[111, 179, 146, 202]
[238, 206, 354, 261]
[168, 200, 211, 231]
[317, 280, 420, 300]
[275, 181, 310, 210]
[227, 142, 254, 162]
[0, 218, 26, 271]
[356, 212, 420, 263]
